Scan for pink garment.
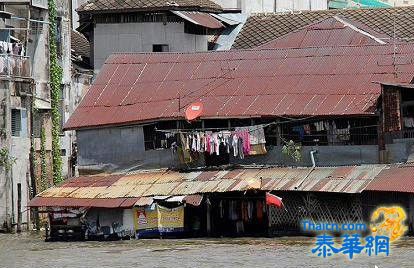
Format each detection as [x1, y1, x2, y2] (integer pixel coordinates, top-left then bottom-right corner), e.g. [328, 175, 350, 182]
[205, 135, 211, 153]
[235, 130, 251, 155]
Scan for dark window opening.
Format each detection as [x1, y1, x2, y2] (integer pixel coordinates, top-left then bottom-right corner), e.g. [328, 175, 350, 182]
[11, 109, 21, 137]
[143, 121, 177, 151]
[33, 112, 44, 138]
[59, 86, 65, 134]
[152, 44, 169, 52]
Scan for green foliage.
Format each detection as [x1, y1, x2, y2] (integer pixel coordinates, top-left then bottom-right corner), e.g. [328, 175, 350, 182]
[40, 128, 48, 192]
[281, 140, 302, 162]
[0, 148, 16, 172]
[48, 0, 63, 185]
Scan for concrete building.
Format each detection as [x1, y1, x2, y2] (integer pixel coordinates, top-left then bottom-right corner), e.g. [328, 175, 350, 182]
[76, 0, 225, 72]
[0, 0, 82, 232]
[28, 7, 414, 239]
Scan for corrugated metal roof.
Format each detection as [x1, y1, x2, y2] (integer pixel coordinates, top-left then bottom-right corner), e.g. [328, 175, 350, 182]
[29, 165, 389, 208]
[365, 165, 414, 193]
[259, 17, 388, 49]
[28, 197, 139, 208]
[232, 6, 414, 49]
[65, 43, 414, 130]
[171, 11, 224, 29]
[77, 0, 223, 13]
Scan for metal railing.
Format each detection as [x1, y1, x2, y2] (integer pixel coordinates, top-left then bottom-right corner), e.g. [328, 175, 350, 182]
[279, 125, 379, 146]
[384, 129, 414, 144]
[0, 54, 31, 78]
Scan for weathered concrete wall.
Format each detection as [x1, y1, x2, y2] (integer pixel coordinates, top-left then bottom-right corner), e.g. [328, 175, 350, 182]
[10, 137, 31, 228]
[93, 22, 208, 71]
[0, 81, 11, 229]
[77, 125, 381, 173]
[231, 145, 379, 167]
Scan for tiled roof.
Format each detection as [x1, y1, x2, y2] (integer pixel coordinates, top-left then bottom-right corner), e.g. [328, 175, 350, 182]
[233, 7, 414, 49]
[77, 0, 223, 13]
[71, 30, 90, 59]
[64, 43, 414, 130]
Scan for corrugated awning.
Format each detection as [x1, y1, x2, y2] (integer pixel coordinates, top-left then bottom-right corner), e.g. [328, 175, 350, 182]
[28, 166, 389, 209]
[171, 11, 224, 29]
[28, 197, 139, 208]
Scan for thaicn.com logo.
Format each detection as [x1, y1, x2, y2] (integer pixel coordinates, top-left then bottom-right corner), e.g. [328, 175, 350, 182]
[302, 206, 408, 259]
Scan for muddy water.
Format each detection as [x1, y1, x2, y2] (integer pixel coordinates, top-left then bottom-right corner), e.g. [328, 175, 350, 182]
[1, 233, 414, 268]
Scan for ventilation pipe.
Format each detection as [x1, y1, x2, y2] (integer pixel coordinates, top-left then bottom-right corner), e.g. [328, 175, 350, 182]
[295, 150, 317, 190]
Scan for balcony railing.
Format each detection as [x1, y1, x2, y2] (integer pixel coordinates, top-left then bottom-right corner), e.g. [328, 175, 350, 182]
[384, 129, 414, 144]
[0, 54, 31, 78]
[278, 125, 379, 146]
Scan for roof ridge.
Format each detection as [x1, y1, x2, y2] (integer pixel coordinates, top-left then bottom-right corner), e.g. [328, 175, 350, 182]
[249, 6, 414, 18]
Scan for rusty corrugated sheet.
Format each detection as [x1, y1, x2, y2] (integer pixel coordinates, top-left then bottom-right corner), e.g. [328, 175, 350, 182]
[31, 166, 390, 208]
[172, 11, 224, 29]
[259, 17, 389, 49]
[64, 43, 414, 130]
[27, 197, 139, 208]
[365, 165, 414, 193]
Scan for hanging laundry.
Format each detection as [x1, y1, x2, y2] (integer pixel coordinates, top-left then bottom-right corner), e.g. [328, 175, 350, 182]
[232, 134, 238, 157]
[256, 200, 263, 222]
[303, 124, 311, 135]
[237, 137, 244, 159]
[314, 121, 325, 132]
[292, 126, 305, 141]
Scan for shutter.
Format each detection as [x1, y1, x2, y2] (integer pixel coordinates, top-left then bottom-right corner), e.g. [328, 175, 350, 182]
[382, 86, 402, 132]
[11, 109, 21, 137]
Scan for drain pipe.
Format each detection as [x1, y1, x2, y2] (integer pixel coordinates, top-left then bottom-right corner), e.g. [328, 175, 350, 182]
[295, 150, 317, 190]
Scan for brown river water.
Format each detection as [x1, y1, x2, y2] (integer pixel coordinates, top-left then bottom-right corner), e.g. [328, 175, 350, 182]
[1, 233, 414, 268]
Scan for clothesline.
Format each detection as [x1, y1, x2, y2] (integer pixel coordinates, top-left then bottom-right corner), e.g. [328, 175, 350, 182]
[155, 116, 320, 134]
[155, 119, 378, 134]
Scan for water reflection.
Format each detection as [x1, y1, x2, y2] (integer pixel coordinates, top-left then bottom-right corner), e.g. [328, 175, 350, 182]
[0, 233, 412, 268]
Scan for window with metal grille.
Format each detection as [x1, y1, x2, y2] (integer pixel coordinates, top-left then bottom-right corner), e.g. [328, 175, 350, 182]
[33, 112, 43, 138]
[11, 109, 21, 137]
[60, 86, 65, 134]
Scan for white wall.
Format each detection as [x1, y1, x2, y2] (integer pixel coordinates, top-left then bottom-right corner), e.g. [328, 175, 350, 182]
[72, 0, 89, 29]
[93, 22, 208, 72]
[212, 0, 327, 13]
[275, 0, 327, 12]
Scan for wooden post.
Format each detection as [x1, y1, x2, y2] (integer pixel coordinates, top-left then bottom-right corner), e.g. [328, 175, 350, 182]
[17, 183, 22, 233]
[206, 196, 211, 236]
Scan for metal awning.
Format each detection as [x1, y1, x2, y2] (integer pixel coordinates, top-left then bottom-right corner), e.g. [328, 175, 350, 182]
[171, 11, 224, 29]
[28, 197, 139, 208]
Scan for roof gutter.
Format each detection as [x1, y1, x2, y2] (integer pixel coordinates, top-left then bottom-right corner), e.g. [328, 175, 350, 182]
[294, 150, 317, 190]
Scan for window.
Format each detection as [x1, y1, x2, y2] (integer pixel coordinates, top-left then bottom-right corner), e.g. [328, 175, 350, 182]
[33, 112, 44, 138]
[11, 109, 28, 138]
[59, 86, 65, 134]
[143, 122, 177, 150]
[56, 17, 63, 58]
[152, 44, 169, 52]
[11, 109, 21, 137]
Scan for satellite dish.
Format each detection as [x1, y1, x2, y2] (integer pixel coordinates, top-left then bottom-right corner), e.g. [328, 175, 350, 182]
[185, 102, 203, 121]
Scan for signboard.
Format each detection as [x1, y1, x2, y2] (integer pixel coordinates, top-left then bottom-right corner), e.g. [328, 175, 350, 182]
[133, 204, 184, 237]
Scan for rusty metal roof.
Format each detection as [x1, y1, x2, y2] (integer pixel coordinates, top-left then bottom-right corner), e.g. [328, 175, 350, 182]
[77, 0, 223, 14]
[64, 43, 414, 130]
[259, 17, 389, 49]
[233, 6, 414, 49]
[29, 165, 388, 208]
[171, 11, 224, 29]
[365, 165, 414, 193]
